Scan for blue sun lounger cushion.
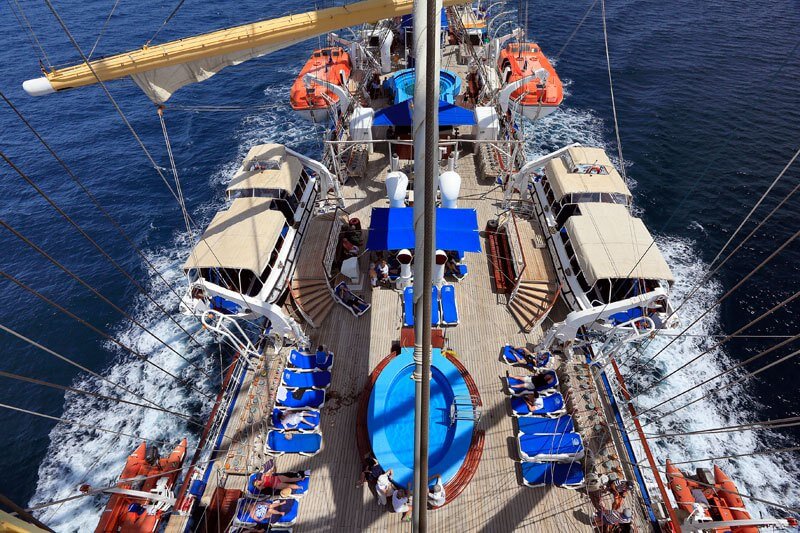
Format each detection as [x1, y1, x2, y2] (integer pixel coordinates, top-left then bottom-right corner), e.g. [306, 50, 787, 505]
[233, 498, 299, 527]
[245, 472, 311, 499]
[403, 286, 414, 327]
[431, 285, 440, 326]
[281, 369, 331, 390]
[440, 284, 458, 326]
[507, 370, 559, 397]
[517, 432, 585, 462]
[501, 346, 551, 369]
[516, 415, 574, 435]
[275, 386, 325, 409]
[271, 408, 321, 432]
[287, 349, 334, 372]
[520, 461, 585, 489]
[510, 392, 566, 418]
[265, 430, 322, 456]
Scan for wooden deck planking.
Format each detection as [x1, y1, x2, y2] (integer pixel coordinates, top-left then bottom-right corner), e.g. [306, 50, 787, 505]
[271, 153, 603, 532]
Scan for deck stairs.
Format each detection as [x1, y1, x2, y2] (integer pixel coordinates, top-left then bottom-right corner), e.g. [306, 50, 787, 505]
[508, 279, 560, 333]
[289, 278, 336, 328]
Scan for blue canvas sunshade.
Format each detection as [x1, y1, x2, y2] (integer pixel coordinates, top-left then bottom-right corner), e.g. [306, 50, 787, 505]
[373, 99, 477, 127]
[366, 207, 481, 252]
[400, 9, 448, 30]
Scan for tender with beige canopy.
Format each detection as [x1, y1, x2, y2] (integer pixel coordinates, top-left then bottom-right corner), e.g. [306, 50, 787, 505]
[545, 147, 631, 201]
[226, 144, 303, 197]
[183, 197, 286, 273]
[564, 203, 673, 285]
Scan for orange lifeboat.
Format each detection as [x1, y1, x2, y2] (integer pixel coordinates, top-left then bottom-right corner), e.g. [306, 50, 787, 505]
[290, 47, 351, 123]
[666, 459, 698, 515]
[498, 42, 563, 120]
[714, 465, 758, 533]
[95, 439, 188, 533]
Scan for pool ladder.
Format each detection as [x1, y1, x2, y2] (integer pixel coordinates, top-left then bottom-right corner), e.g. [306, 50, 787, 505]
[449, 395, 481, 425]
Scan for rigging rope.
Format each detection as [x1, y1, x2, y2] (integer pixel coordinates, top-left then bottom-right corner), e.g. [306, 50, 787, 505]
[8, 0, 52, 68]
[0, 369, 201, 426]
[0, 218, 213, 381]
[0, 150, 206, 353]
[0, 91, 203, 345]
[88, 0, 122, 59]
[632, 289, 800, 395]
[554, 0, 599, 61]
[634, 229, 800, 371]
[144, 0, 187, 46]
[158, 107, 193, 237]
[0, 270, 215, 401]
[43, 0, 183, 205]
[0, 402, 175, 447]
[0, 322, 170, 412]
[631, 416, 800, 441]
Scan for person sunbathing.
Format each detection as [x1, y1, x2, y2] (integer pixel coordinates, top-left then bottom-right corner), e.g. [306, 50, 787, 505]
[279, 410, 315, 430]
[253, 463, 303, 492]
[506, 346, 548, 367]
[508, 372, 556, 391]
[246, 499, 289, 522]
[520, 392, 544, 412]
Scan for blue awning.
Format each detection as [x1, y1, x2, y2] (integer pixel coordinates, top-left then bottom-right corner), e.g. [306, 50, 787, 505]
[366, 207, 481, 252]
[373, 99, 477, 127]
[400, 10, 448, 30]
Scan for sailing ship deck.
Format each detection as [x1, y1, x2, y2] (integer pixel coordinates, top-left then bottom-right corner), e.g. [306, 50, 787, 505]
[183, 149, 651, 531]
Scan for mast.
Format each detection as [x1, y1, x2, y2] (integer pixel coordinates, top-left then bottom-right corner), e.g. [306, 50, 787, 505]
[411, 0, 441, 530]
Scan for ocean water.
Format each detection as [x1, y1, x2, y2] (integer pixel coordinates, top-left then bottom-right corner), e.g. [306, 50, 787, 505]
[0, 0, 798, 530]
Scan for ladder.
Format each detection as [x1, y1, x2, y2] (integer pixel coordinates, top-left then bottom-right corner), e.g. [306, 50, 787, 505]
[449, 395, 481, 425]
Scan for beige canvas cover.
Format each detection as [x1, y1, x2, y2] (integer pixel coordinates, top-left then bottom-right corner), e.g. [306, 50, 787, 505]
[226, 144, 302, 195]
[566, 146, 614, 167]
[546, 156, 631, 201]
[564, 203, 674, 284]
[183, 197, 286, 273]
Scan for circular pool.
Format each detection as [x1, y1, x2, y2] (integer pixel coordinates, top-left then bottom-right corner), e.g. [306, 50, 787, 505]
[367, 348, 475, 488]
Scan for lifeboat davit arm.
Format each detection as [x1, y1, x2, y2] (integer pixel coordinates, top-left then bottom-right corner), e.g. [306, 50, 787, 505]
[285, 146, 344, 208]
[503, 143, 579, 206]
[488, 28, 524, 61]
[303, 73, 351, 116]
[498, 68, 549, 115]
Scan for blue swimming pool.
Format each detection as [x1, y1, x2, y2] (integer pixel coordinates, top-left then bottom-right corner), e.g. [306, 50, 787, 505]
[383, 69, 462, 105]
[367, 348, 474, 488]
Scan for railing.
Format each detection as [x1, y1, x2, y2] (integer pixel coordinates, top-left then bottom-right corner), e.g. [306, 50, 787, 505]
[322, 206, 350, 280]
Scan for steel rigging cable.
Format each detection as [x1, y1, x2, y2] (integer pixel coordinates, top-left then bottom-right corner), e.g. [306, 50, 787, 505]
[0, 150, 207, 356]
[0, 90, 204, 347]
[0, 218, 214, 382]
[0, 270, 216, 401]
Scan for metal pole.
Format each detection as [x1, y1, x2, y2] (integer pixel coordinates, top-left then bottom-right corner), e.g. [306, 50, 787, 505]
[411, 0, 441, 531]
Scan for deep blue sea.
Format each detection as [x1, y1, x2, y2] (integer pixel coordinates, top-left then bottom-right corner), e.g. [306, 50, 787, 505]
[1, 0, 798, 529]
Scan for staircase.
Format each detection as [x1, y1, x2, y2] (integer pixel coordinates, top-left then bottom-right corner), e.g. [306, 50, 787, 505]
[508, 279, 560, 333]
[289, 278, 336, 328]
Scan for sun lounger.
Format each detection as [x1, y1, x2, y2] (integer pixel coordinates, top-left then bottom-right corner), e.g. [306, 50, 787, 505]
[440, 284, 459, 326]
[510, 392, 566, 418]
[403, 286, 414, 327]
[501, 346, 551, 369]
[520, 461, 585, 489]
[333, 281, 371, 317]
[245, 471, 311, 499]
[271, 408, 321, 432]
[287, 349, 334, 372]
[281, 369, 331, 390]
[265, 430, 322, 456]
[516, 415, 574, 435]
[275, 386, 325, 409]
[517, 432, 585, 462]
[507, 370, 559, 397]
[232, 498, 299, 528]
[431, 285, 440, 326]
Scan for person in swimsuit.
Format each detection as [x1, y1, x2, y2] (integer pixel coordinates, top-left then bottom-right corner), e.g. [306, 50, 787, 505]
[279, 410, 316, 430]
[253, 463, 303, 492]
[521, 392, 544, 412]
[508, 372, 556, 391]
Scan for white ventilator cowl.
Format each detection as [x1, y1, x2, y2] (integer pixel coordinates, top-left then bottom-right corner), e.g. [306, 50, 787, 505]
[438, 170, 461, 209]
[385, 171, 409, 208]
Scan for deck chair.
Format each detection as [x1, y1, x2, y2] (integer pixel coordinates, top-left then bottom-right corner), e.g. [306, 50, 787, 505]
[287, 349, 334, 372]
[245, 472, 311, 499]
[501, 346, 551, 369]
[510, 392, 566, 418]
[403, 286, 414, 327]
[516, 415, 574, 435]
[265, 430, 322, 456]
[507, 370, 559, 397]
[270, 408, 321, 433]
[517, 432, 584, 462]
[440, 284, 459, 326]
[232, 498, 299, 528]
[281, 369, 331, 390]
[431, 285, 440, 326]
[275, 386, 325, 409]
[333, 281, 371, 317]
[520, 461, 585, 489]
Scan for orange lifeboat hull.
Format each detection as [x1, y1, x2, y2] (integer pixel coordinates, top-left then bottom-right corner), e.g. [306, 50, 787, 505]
[95, 439, 188, 533]
[290, 47, 351, 123]
[498, 42, 563, 120]
[714, 465, 758, 533]
[666, 459, 697, 515]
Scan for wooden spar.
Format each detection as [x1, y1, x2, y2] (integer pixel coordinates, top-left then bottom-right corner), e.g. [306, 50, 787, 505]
[23, 0, 470, 96]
